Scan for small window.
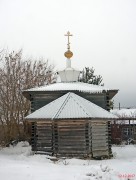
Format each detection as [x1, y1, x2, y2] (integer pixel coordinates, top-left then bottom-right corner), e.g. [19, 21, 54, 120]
[122, 128, 133, 136]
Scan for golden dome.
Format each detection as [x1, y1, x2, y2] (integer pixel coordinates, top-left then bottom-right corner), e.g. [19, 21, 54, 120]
[64, 50, 73, 59]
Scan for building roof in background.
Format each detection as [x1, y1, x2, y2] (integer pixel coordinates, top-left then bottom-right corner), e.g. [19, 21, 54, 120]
[25, 92, 117, 120]
[111, 109, 136, 124]
[111, 109, 136, 118]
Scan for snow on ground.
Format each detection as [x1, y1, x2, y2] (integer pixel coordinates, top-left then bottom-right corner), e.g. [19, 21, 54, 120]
[0, 142, 136, 180]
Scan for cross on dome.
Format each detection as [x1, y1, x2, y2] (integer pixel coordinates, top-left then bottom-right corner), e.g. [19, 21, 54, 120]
[64, 31, 73, 59]
[64, 31, 73, 50]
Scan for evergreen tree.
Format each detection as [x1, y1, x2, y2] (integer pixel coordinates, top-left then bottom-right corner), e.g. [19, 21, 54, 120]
[79, 67, 114, 110]
[79, 67, 103, 85]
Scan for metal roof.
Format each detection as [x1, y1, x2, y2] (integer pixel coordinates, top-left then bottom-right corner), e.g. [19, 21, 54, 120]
[25, 92, 117, 120]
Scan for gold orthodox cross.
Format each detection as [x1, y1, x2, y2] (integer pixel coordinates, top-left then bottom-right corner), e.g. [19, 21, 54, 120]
[65, 31, 73, 50]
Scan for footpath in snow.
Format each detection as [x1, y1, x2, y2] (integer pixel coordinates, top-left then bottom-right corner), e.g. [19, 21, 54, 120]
[0, 142, 136, 180]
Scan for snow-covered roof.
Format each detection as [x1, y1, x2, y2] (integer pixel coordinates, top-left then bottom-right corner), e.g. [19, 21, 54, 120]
[111, 109, 136, 124]
[24, 82, 116, 94]
[25, 92, 117, 120]
[111, 109, 136, 118]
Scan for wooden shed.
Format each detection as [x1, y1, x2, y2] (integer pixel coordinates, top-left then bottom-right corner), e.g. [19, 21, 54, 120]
[25, 92, 117, 158]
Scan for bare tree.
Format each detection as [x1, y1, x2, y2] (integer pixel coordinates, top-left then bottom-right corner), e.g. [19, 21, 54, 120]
[0, 50, 56, 145]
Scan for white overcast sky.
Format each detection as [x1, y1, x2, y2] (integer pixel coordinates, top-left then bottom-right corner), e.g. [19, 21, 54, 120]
[0, 0, 136, 108]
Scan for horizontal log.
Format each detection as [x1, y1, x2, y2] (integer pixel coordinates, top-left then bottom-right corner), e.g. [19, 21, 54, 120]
[57, 150, 88, 154]
[92, 151, 109, 157]
[37, 132, 52, 135]
[91, 127, 108, 132]
[92, 133, 108, 136]
[57, 126, 85, 129]
[92, 144, 108, 149]
[91, 121, 107, 124]
[55, 139, 90, 143]
[92, 147, 108, 151]
[37, 143, 52, 147]
[58, 138, 90, 141]
[57, 132, 86, 136]
[37, 127, 52, 130]
[57, 128, 86, 131]
[57, 140, 87, 144]
[57, 122, 86, 125]
[37, 122, 52, 125]
[37, 130, 52, 133]
[91, 128, 108, 132]
[57, 152, 88, 156]
[37, 139, 52, 143]
[36, 147, 53, 152]
[35, 151, 53, 156]
[37, 136, 52, 140]
[37, 122, 52, 124]
[58, 134, 86, 139]
[56, 121, 86, 125]
[53, 146, 90, 150]
[53, 142, 87, 146]
[92, 136, 108, 140]
[37, 146, 52, 150]
[57, 129, 86, 132]
[92, 140, 108, 144]
[37, 131, 52, 134]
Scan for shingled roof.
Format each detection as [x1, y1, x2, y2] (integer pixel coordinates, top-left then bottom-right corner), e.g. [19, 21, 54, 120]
[25, 92, 117, 120]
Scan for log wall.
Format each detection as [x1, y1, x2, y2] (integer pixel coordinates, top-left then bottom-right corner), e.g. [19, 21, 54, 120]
[30, 91, 108, 113]
[30, 119, 111, 158]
